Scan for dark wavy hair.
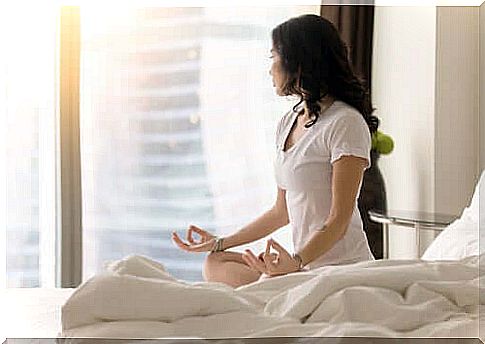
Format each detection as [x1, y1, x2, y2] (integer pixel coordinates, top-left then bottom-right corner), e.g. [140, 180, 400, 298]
[271, 14, 379, 133]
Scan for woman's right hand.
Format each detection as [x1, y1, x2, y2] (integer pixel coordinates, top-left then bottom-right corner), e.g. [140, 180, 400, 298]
[171, 225, 216, 253]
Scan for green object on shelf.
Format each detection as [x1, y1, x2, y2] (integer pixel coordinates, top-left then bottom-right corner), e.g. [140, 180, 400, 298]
[372, 130, 394, 155]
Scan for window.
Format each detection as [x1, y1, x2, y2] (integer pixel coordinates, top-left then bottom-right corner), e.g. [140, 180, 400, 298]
[1, 5, 319, 287]
[0, 5, 58, 287]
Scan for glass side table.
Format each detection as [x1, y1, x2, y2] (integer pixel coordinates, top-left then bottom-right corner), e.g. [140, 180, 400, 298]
[368, 210, 457, 259]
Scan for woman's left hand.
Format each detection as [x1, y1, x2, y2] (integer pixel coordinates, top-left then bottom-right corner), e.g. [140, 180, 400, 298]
[242, 238, 300, 277]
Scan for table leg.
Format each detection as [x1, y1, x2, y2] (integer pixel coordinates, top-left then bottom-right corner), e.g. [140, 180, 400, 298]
[383, 223, 389, 259]
[415, 223, 421, 259]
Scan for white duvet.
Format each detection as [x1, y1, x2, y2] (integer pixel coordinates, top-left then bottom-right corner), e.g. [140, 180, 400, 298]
[60, 254, 483, 339]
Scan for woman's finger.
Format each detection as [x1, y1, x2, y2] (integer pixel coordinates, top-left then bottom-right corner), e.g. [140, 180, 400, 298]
[244, 249, 267, 273]
[242, 252, 260, 271]
[189, 225, 212, 241]
[173, 232, 210, 252]
[172, 232, 191, 251]
[263, 240, 277, 269]
[189, 224, 207, 235]
[241, 254, 256, 270]
[265, 240, 271, 256]
[263, 255, 277, 271]
[269, 238, 290, 257]
[242, 254, 266, 274]
[187, 227, 201, 245]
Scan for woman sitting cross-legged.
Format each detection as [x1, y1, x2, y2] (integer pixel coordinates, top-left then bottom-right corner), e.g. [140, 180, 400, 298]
[172, 14, 378, 288]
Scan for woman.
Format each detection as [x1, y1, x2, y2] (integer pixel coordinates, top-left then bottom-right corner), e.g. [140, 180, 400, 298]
[172, 14, 378, 288]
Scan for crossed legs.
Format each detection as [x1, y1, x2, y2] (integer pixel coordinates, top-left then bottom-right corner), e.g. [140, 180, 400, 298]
[203, 251, 261, 288]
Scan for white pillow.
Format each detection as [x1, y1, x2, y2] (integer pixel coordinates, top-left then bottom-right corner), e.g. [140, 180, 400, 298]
[421, 217, 478, 260]
[421, 170, 484, 261]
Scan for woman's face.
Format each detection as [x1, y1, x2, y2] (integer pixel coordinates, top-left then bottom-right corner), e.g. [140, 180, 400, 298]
[269, 47, 287, 96]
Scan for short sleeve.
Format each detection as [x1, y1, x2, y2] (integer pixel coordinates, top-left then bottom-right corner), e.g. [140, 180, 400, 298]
[327, 112, 372, 169]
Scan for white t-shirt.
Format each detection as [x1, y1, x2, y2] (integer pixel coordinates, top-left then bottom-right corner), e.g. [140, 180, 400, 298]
[274, 100, 375, 269]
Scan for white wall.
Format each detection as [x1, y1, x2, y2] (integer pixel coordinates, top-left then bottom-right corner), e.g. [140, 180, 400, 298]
[372, 6, 437, 258]
[372, 6, 480, 258]
[435, 7, 479, 214]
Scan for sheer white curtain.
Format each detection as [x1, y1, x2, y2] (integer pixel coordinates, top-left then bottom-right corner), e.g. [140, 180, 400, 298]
[80, 5, 319, 282]
[0, 5, 58, 288]
[0, 5, 321, 286]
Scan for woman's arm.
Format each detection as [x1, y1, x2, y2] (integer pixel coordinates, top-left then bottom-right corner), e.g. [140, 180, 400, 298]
[222, 187, 289, 250]
[296, 155, 368, 266]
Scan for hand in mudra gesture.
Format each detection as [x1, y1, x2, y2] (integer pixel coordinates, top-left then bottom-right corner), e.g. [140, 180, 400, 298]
[242, 238, 300, 277]
[172, 225, 216, 252]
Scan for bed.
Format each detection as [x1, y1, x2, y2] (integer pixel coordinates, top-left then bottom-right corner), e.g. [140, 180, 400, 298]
[1, 288, 75, 339]
[2, 172, 483, 342]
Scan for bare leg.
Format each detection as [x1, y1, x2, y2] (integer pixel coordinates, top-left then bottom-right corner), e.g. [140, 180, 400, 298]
[203, 251, 261, 288]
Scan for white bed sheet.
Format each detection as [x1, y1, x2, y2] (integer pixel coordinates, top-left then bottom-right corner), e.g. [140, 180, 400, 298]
[60, 254, 483, 339]
[1, 254, 483, 341]
[0, 288, 75, 340]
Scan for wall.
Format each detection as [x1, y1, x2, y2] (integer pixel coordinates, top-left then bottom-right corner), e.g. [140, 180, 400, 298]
[434, 6, 479, 216]
[372, 6, 480, 258]
[372, 6, 437, 258]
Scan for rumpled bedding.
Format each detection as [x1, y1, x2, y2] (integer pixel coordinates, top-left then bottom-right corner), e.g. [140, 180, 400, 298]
[60, 254, 483, 339]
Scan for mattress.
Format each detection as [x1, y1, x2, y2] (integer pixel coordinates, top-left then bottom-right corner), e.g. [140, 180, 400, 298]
[0, 288, 75, 340]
